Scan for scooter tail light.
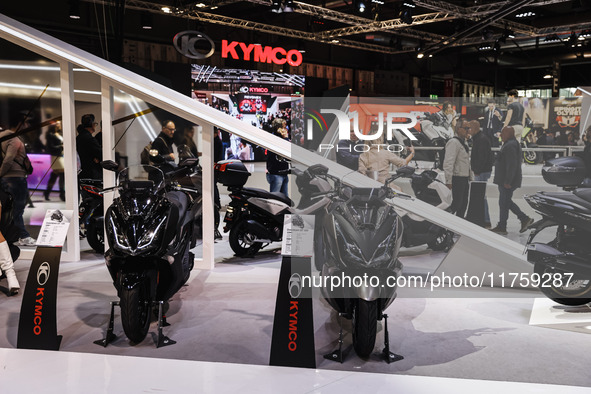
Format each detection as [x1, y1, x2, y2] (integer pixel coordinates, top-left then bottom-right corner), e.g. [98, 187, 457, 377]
[215, 162, 229, 172]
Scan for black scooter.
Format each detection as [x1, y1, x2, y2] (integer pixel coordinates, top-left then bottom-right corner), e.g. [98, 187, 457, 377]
[317, 166, 407, 362]
[98, 156, 201, 346]
[525, 156, 591, 305]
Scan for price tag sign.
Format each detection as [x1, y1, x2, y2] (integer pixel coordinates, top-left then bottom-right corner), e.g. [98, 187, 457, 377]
[281, 214, 315, 257]
[37, 209, 74, 247]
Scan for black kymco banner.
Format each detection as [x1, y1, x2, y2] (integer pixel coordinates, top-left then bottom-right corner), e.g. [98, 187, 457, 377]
[270, 256, 316, 368]
[17, 246, 62, 350]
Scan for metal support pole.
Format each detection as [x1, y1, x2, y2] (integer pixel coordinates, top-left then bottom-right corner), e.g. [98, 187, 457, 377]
[101, 79, 115, 226]
[59, 61, 80, 262]
[196, 123, 215, 269]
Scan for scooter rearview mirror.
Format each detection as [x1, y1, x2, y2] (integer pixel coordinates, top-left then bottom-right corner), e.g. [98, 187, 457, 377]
[100, 160, 119, 172]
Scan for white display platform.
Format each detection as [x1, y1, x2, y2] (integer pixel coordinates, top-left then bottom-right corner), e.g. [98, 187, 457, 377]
[529, 298, 591, 334]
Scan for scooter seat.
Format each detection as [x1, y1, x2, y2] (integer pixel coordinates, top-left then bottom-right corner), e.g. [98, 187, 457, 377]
[574, 188, 591, 205]
[542, 191, 591, 212]
[242, 187, 293, 206]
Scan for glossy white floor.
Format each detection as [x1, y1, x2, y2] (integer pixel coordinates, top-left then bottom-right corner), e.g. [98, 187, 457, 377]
[3, 347, 590, 393]
[3, 162, 591, 392]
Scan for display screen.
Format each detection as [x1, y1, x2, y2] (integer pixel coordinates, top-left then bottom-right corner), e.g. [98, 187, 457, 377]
[235, 94, 270, 114]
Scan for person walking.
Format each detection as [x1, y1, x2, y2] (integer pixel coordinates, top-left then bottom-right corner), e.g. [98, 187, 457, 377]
[443, 120, 471, 218]
[0, 117, 36, 247]
[44, 122, 65, 201]
[469, 120, 494, 228]
[491, 126, 534, 235]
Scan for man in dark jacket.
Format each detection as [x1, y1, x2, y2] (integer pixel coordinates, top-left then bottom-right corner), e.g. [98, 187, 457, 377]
[483, 100, 503, 147]
[151, 120, 176, 162]
[469, 120, 494, 227]
[76, 114, 103, 180]
[491, 126, 533, 235]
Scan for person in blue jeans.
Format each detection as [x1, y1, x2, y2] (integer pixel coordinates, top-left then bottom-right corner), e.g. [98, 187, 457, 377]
[491, 126, 533, 235]
[469, 120, 494, 228]
[266, 125, 289, 197]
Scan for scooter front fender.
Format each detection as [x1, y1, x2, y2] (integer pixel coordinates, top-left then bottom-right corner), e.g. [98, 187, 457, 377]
[354, 284, 382, 302]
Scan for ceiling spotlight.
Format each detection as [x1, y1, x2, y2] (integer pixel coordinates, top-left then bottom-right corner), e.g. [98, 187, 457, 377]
[543, 72, 553, 79]
[356, 0, 366, 12]
[507, 30, 515, 39]
[516, 11, 535, 18]
[399, 9, 413, 24]
[68, 0, 81, 19]
[284, 0, 294, 12]
[141, 12, 153, 30]
[161, 6, 172, 13]
[271, 0, 282, 13]
[479, 45, 492, 51]
[403, 1, 416, 8]
[417, 53, 424, 58]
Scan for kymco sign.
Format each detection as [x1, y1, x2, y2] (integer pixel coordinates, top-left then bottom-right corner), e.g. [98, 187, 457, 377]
[222, 40, 303, 66]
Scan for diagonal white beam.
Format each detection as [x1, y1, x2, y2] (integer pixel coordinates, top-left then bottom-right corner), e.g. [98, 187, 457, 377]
[0, 12, 533, 276]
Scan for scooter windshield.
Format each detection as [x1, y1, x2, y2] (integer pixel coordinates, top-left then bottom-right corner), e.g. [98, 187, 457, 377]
[117, 165, 165, 195]
[341, 187, 392, 229]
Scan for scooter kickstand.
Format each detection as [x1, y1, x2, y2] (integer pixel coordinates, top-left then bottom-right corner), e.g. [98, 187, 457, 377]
[324, 313, 349, 363]
[381, 313, 403, 364]
[93, 301, 120, 347]
[156, 301, 176, 348]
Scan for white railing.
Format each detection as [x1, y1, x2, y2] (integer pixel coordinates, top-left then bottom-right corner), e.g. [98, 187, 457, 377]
[0, 13, 534, 281]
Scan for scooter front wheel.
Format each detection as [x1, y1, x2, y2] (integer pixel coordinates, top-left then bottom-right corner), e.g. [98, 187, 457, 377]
[229, 219, 263, 257]
[352, 299, 378, 358]
[120, 283, 152, 344]
[535, 263, 591, 306]
[86, 218, 104, 254]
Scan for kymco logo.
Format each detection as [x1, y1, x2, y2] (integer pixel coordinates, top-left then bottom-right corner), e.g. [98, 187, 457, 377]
[173, 31, 215, 60]
[306, 110, 418, 141]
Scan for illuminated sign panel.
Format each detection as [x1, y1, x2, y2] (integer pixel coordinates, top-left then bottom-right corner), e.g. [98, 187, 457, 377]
[221, 40, 303, 66]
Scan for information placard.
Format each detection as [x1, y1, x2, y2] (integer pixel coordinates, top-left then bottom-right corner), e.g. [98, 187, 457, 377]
[36, 209, 74, 247]
[281, 214, 315, 257]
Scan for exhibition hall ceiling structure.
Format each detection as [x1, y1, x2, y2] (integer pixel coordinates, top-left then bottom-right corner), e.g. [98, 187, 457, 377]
[3, 0, 591, 88]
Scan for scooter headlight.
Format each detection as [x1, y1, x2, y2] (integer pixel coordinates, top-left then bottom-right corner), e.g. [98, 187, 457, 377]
[108, 214, 131, 252]
[334, 220, 367, 267]
[333, 215, 400, 268]
[137, 219, 166, 250]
